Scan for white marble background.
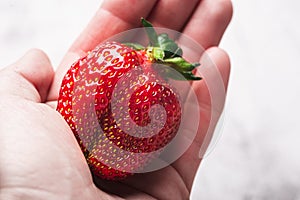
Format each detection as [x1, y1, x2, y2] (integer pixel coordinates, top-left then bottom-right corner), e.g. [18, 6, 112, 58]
[1, 0, 300, 199]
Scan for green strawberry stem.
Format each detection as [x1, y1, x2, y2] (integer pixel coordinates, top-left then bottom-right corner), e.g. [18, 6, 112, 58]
[126, 18, 202, 81]
[141, 18, 159, 46]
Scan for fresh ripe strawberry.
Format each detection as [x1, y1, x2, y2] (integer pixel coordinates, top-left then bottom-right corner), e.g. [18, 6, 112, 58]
[57, 18, 201, 180]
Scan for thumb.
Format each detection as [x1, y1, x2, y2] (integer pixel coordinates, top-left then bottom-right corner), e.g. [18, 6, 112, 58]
[0, 49, 54, 102]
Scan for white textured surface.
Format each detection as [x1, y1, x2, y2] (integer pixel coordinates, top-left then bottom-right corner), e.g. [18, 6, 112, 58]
[0, 0, 101, 68]
[192, 0, 300, 199]
[1, 1, 300, 199]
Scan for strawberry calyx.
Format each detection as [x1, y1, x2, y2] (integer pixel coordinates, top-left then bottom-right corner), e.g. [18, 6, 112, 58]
[125, 18, 201, 81]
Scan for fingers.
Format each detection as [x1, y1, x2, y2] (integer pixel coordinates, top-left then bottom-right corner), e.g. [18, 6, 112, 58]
[172, 46, 231, 190]
[148, 0, 200, 30]
[48, 0, 232, 101]
[67, 0, 233, 58]
[0, 49, 54, 103]
[69, 0, 157, 54]
[183, 0, 233, 49]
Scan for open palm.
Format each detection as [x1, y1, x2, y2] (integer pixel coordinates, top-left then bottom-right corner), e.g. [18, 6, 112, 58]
[0, 0, 232, 199]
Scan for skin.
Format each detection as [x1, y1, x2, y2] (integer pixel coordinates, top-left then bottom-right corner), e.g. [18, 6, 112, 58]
[0, 0, 232, 199]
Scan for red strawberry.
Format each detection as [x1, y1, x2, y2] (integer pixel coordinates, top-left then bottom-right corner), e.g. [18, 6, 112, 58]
[57, 18, 201, 180]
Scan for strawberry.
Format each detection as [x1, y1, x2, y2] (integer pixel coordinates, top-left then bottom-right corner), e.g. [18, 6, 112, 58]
[57, 18, 201, 180]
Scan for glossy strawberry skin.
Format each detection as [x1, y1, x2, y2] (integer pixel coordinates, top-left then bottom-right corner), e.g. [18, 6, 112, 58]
[57, 41, 181, 180]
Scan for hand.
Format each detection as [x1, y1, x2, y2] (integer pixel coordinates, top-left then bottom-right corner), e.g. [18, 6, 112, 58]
[0, 0, 233, 199]
[48, 0, 232, 199]
[0, 49, 112, 199]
